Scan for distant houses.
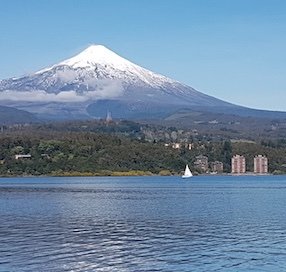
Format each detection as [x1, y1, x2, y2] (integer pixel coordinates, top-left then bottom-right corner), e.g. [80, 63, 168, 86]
[165, 143, 192, 150]
[192, 153, 269, 174]
[193, 156, 224, 173]
[172, 143, 181, 149]
[210, 161, 224, 173]
[194, 155, 209, 172]
[164, 141, 269, 175]
[15, 154, 32, 160]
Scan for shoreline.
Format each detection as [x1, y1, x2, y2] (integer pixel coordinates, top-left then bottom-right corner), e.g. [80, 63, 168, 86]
[0, 172, 280, 178]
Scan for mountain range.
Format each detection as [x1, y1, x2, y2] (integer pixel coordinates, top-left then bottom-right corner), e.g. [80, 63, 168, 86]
[0, 105, 39, 124]
[0, 45, 286, 122]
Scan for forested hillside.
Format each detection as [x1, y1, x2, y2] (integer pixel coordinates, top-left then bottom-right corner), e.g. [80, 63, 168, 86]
[0, 121, 286, 176]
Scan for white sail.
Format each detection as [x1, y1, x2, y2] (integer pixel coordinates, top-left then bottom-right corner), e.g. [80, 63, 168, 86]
[182, 164, 193, 178]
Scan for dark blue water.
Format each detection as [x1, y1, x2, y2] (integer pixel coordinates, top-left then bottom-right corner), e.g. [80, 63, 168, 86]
[1, 175, 286, 271]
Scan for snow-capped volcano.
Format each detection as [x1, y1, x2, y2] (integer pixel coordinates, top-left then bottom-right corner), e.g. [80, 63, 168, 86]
[0, 44, 236, 119]
[43, 45, 130, 70]
[37, 44, 174, 87]
[33, 44, 180, 91]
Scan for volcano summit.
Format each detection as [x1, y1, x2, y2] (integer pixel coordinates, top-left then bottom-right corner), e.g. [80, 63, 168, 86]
[0, 45, 284, 120]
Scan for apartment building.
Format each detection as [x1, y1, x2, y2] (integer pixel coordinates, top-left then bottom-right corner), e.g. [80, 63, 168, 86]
[231, 155, 246, 174]
[254, 155, 268, 174]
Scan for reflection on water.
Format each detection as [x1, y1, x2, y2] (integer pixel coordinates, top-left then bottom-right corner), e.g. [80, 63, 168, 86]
[1, 176, 286, 271]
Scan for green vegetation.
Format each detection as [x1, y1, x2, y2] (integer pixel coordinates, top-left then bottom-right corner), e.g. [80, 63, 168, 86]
[0, 128, 185, 176]
[0, 120, 286, 176]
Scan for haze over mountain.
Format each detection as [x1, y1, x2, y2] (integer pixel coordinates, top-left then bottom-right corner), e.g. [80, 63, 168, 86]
[0, 105, 39, 124]
[0, 45, 285, 121]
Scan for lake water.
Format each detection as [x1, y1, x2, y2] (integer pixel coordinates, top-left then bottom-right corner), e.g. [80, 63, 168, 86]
[1, 175, 286, 272]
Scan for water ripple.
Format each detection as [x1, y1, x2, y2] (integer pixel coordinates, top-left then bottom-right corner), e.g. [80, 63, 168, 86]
[1, 176, 286, 271]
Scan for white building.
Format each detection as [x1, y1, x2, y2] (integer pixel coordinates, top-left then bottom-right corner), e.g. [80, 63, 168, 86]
[15, 154, 32, 160]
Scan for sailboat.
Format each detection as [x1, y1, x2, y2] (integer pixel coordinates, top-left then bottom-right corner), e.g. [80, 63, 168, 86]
[182, 164, 193, 178]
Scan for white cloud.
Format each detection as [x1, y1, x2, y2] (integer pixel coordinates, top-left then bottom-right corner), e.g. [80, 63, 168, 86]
[0, 80, 124, 103]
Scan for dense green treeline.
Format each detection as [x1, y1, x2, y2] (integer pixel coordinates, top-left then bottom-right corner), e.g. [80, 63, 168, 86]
[0, 130, 185, 176]
[0, 123, 286, 176]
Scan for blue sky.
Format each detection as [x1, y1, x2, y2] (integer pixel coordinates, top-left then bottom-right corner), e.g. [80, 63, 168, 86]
[0, 0, 285, 111]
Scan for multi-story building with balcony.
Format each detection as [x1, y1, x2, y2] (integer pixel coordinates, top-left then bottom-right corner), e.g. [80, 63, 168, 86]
[254, 155, 268, 174]
[231, 155, 246, 174]
[194, 155, 209, 172]
[210, 161, 224, 173]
